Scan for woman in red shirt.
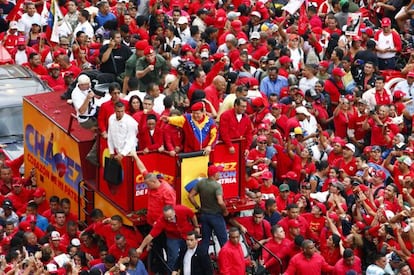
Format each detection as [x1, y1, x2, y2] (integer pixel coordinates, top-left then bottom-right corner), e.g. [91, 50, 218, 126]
[333, 96, 352, 139]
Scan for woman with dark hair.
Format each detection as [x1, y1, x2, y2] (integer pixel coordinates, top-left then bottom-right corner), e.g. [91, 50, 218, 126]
[73, 251, 89, 272]
[309, 160, 330, 192]
[128, 95, 143, 115]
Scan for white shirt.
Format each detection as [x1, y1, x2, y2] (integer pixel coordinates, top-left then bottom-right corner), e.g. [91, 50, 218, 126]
[299, 76, 318, 93]
[376, 32, 396, 59]
[178, 27, 191, 44]
[394, 80, 414, 98]
[71, 85, 98, 123]
[299, 115, 318, 135]
[107, 113, 138, 156]
[73, 21, 95, 41]
[183, 247, 197, 275]
[19, 12, 42, 35]
[192, 17, 206, 33]
[153, 94, 166, 115]
[14, 50, 27, 65]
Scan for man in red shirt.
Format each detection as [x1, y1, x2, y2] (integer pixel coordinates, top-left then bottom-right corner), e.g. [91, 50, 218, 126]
[41, 63, 65, 92]
[348, 98, 369, 152]
[219, 97, 253, 155]
[278, 203, 309, 237]
[188, 69, 206, 101]
[284, 239, 334, 274]
[275, 184, 295, 213]
[101, 215, 143, 249]
[218, 227, 253, 275]
[204, 75, 225, 112]
[260, 171, 279, 200]
[108, 234, 132, 261]
[333, 143, 357, 177]
[333, 248, 362, 274]
[324, 67, 346, 108]
[98, 82, 129, 139]
[229, 207, 271, 259]
[262, 224, 293, 274]
[22, 52, 48, 76]
[136, 204, 199, 271]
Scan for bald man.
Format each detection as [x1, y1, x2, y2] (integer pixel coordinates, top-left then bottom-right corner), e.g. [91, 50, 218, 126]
[204, 75, 226, 111]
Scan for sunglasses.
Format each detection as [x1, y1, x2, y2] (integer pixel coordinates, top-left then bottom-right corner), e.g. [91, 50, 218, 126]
[258, 141, 267, 144]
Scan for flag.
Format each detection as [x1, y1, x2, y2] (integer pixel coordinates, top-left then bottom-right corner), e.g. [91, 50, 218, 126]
[6, 0, 24, 21]
[297, 1, 309, 35]
[40, 0, 49, 26]
[47, 0, 72, 43]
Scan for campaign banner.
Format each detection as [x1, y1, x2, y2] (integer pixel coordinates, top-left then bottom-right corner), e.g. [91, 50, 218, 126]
[345, 13, 362, 36]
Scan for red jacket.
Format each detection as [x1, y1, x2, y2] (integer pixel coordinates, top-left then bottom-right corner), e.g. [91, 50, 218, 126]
[163, 124, 183, 152]
[204, 84, 220, 111]
[138, 125, 164, 151]
[219, 108, 253, 148]
[149, 205, 195, 239]
[218, 241, 250, 275]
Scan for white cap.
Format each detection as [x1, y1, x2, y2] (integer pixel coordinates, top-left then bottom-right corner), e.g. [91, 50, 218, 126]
[170, 56, 181, 69]
[295, 106, 311, 116]
[392, 115, 404, 125]
[51, 231, 61, 240]
[250, 31, 260, 40]
[251, 11, 262, 18]
[9, 21, 18, 29]
[344, 143, 356, 153]
[200, 51, 209, 58]
[164, 74, 177, 88]
[226, 34, 236, 42]
[77, 74, 91, 84]
[46, 263, 58, 272]
[227, 11, 241, 20]
[177, 16, 188, 24]
[237, 38, 247, 46]
[71, 238, 81, 246]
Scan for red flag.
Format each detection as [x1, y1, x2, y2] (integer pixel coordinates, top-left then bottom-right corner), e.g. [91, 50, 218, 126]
[297, 4, 309, 36]
[6, 0, 24, 22]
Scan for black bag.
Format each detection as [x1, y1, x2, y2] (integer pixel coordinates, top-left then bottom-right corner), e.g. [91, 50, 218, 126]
[104, 157, 123, 185]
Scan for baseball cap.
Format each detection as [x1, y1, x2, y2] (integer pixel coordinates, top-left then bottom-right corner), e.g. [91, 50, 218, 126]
[50, 231, 62, 241]
[288, 219, 300, 228]
[316, 202, 326, 215]
[279, 56, 292, 64]
[200, 51, 209, 59]
[332, 67, 346, 77]
[398, 156, 413, 167]
[177, 16, 188, 24]
[319, 60, 330, 68]
[258, 123, 269, 130]
[257, 135, 267, 142]
[261, 171, 273, 180]
[293, 127, 303, 135]
[9, 21, 18, 29]
[33, 187, 46, 198]
[164, 74, 177, 88]
[407, 71, 414, 78]
[16, 36, 26, 46]
[71, 238, 81, 246]
[375, 169, 387, 180]
[393, 90, 406, 99]
[47, 63, 60, 70]
[251, 97, 264, 107]
[371, 145, 382, 152]
[231, 20, 242, 32]
[77, 74, 91, 84]
[282, 171, 298, 180]
[144, 46, 154, 56]
[207, 165, 223, 177]
[227, 11, 241, 20]
[279, 183, 290, 192]
[250, 31, 260, 40]
[289, 33, 299, 40]
[295, 106, 311, 116]
[2, 200, 12, 209]
[251, 11, 262, 19]
[381, 17, 391, 27]
[135, 40, 149, 51]
[344, 143, 356, 153]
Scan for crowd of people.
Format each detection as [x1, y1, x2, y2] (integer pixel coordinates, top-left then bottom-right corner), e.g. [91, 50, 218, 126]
[3, 0, 414, 273]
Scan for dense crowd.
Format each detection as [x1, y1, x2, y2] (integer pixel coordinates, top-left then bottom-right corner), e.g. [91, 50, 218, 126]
[3, 0, 414, 273]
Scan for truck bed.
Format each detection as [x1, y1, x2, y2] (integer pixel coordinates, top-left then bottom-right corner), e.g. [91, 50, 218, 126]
[24, 92, 94, 142]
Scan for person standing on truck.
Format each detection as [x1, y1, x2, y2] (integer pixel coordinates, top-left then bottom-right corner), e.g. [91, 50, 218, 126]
[98, 82, 129, 140]
[107, 101, 147, 174]
[71, 74, 100, 165]
[188, 164, 229, 254]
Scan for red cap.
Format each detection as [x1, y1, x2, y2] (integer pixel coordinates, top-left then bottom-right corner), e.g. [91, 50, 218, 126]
[257, 135, 267, 142]
[53, 48, 65, 59]
[328, 212, 339, 222]
[316, 202, 326, 215]
[144, 46, 154, 56]
[26, 214, 37, 223]
[279, 56, 292, 64]
[375, 169, 387, 180]
[333, 136, 346, 147]
[355, 221, 366, 231]
[191, 102, 204, 111]
[332, 67, 346, 77]
[156, 9, 165, 14]
[16, 36, 26, 46]
[33, 187, 46, 198]
[319, 60, 330, 68]
[251, 97, 264, 107]
[282, 171, 297, 180]
[352, 35, 362, 41]
[258, 123, 269, 130]
[12, 178, 22, 187]
[208, 165, 223, 177]
[135, 40, 149, 51]
[200, 44, 210, 52]
[181, 44, 193, 53]
[271, 103, 284, 109]
[261, 171, 273, 180]
[359, 184, 369, 192]
[288, 219, 300, 228]
[231, 20, 242, 32]
[407, 71, 414, 78]
[48, 63, 60, 70]
[345, 94, 354, 102]
[295, 89, 305, 97]
[394, 90, 406, 99]
[381, 17, 391, 27]
[64, 71, 74, 77]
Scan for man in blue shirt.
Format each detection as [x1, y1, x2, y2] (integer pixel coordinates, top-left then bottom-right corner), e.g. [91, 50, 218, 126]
[95, 1, 117, 28]
[259, 66, 288, 98]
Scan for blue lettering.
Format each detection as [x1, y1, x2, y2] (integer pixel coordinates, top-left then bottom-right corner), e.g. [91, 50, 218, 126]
[220, 171, 237, 178]
[25, 125, 34, 153]
[34, 131, 45, 160]
[45, 141, 54, 168]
